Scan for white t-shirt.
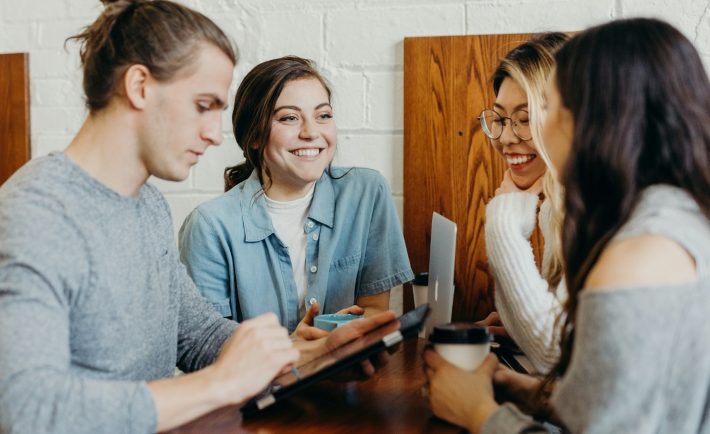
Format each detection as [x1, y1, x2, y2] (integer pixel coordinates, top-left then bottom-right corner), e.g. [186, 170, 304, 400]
[265, 186, 315, 318]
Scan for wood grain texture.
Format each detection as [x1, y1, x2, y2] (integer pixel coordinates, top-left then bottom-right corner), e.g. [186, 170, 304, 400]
[0, 53, 31, 186]
[403, 34, 544, 321]
[164, 339, 459, 434]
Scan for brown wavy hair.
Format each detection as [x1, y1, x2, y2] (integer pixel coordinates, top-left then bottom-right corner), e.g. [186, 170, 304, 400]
[66, 0, 237, 112]
[547, 18, 710, 390]
[224, 56, 333, 192]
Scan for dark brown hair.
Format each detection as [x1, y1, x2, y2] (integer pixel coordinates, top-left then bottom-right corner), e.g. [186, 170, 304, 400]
[224, 56, 332, 192]
[67, 0, 237, 112]
[550, 18, 710, 384]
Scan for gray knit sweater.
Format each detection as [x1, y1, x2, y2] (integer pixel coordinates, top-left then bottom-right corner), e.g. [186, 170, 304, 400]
[483, 185, 710, 433]
[0, 153, 237, 434]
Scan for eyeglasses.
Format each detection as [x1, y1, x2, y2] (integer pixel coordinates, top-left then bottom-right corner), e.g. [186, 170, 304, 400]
[477, 109, 532, 141]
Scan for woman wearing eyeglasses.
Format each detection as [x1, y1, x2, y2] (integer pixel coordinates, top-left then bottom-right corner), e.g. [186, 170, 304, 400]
[424, 17, 710, 433]
[478, 33, 568, 374]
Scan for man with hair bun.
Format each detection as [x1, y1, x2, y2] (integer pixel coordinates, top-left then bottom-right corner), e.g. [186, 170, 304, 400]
[0, 1, 395, 433]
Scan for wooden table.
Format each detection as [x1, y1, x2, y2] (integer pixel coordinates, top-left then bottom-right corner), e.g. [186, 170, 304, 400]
[166, 339, 462, 433]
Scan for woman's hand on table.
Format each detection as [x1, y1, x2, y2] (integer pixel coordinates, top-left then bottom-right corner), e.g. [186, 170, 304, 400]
[326, 310, 398, 380]
[293, 310, 398, 380]
[423, 350, 500, 434]
[291, 303, 365, 341]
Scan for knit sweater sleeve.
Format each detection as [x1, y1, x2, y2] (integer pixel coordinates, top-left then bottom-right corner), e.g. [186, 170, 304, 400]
[0, 199, 157, 434]
[485, 193, 562, 373]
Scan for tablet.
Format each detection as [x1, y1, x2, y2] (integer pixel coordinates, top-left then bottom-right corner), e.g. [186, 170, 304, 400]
[240, 304, 431, 415]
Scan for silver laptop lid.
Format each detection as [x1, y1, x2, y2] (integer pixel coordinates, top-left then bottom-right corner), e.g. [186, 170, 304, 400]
[425, 212, 457, 337]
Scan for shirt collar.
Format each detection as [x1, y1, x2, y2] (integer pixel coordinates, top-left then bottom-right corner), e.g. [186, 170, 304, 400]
[239, 169, 335, 242]
[308, 171, 335, 229]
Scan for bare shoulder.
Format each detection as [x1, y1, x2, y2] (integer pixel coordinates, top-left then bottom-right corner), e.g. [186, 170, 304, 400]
[584, 235, 697, 293]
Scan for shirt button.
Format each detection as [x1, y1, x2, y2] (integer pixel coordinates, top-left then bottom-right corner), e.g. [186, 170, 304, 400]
[309, 297, 317, 305]
[312, 233, 319, 241]
[307, 221, 314, 228]
[310, 265, 318, 273]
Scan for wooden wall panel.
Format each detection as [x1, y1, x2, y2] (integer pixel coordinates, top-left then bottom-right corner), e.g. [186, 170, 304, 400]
[0, 53, 31, 186]
[403, 34, 544, 322]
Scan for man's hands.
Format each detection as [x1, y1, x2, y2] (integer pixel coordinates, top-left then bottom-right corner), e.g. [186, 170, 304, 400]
[210, 313, 299, 406]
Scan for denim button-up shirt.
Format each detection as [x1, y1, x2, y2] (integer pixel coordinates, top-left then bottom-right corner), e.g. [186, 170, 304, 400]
[178, 167, 414, 332]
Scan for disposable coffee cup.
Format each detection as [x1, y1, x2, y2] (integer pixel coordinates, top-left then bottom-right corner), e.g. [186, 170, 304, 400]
[429, 323, 491, 371]
[412, 272, 429, 308]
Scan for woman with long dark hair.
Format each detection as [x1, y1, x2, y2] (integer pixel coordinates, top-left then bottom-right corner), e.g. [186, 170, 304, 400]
[179, 56, 413, 339]
[424, 18, 710, 433]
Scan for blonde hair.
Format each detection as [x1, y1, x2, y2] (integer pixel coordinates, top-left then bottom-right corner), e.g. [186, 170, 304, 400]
[492, 32, 568, 288]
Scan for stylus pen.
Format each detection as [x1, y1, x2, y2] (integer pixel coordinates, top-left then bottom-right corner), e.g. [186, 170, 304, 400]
[291, 367, 301, 380]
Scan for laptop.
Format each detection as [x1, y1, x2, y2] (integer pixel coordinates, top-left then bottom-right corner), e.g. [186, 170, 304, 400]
[419, 213, 532, 374]
[424, 212, 457, 338]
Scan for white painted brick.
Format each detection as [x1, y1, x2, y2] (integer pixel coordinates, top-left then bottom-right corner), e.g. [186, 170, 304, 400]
[220, 107, 234, 135]
[204, 11, 256, 65]
[37, 21, 85, 50]
[692, 4, 710, 54]
[253, 12, 323, 63]
[29, 107, 85, 136]
[1, 0, 68, 22]
[327, 5, 465, 66]
[620, 0, 707, 42]
[67, 0, 102, 19]
[0, 22, 32, 52]
[366, 71, 403, 131]
[334, 134, 403, 195]
[6, 0, 710, 238]
[164, 193, 221, 240]
[390, 284, 403, 316]
[467, 0, 614, 34]
[31, 135, 73, 158]
[32, 78, 83, 107]
[29, 49, 82, 78]
[322, 68, 366, 130]
[364, 0, 466, 4]
[199, 0, 357, 13]
[393, 195, 404, 228]
[30, 108, 71, 135]
[192, 136, 244, 192]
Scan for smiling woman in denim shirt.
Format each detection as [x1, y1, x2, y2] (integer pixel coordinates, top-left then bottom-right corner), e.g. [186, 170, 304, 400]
[179, 56, 414, 338]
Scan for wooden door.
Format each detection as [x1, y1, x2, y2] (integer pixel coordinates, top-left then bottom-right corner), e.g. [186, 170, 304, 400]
[403, 34, 544, 322]
[0, 53, 31, 185]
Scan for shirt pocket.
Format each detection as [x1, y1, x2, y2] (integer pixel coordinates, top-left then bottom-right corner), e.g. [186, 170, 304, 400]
[327, 252, 362, 309]
[330, 252, 361, 271]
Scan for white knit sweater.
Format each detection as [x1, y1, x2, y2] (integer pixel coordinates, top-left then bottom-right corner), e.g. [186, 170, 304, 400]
[484, 192, 566, 373]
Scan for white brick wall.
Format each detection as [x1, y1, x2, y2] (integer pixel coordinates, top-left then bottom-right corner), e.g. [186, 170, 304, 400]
[2, 0, 710, 313]
[3, 0, 709, 232]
